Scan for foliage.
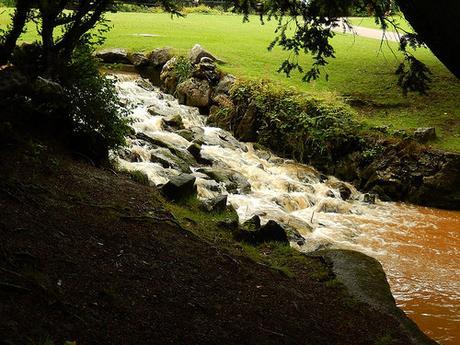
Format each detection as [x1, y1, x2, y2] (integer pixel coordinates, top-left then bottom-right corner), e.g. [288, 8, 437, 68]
[115, 3, 153, 13]
[172, 55, 193, 84]
[182, 5, 223, 15]
[231, 79, 361, 163]
[60, 45, 131, 151]
[128, 169, 150, 185]
[0, 0, 15, 7]
[230, 0, 441, 94]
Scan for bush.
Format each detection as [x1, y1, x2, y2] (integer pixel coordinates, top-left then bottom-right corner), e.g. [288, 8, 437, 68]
[182, 5, 223, 15]
[0, 0, 15, 7]
[59, 45, 131, 154]
[231, 79, 361, 163]
[172, 55, 193, 85]
[114, 3, 154, 13]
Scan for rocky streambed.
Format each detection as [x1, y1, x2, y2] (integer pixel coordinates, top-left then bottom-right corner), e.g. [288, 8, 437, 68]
[112, 72, 459, 344]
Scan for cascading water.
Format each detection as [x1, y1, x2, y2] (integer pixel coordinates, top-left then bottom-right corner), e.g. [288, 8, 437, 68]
[113, 73, 460, 344]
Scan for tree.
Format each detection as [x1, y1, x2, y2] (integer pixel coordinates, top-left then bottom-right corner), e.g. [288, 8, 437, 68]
[1, 0, 458, 92]
[230, 0, 459, 94]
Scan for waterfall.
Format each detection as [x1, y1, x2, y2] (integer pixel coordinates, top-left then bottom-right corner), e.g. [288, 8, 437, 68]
[113, 73, 460, 344]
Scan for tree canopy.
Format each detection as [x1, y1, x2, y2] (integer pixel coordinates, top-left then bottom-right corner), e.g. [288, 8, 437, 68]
[0, 0, 458, 93]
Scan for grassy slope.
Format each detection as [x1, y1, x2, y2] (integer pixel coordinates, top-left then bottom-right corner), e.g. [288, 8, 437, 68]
[1, 10, 459, 151]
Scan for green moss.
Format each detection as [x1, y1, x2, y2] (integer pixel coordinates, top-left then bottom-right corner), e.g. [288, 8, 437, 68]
[128, 170, 150, 185]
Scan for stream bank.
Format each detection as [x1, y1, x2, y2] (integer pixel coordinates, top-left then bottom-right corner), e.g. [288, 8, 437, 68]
[97, 45, 460, 210]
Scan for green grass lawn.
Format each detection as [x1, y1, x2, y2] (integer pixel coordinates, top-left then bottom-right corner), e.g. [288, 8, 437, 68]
[1, 10, 459, 151]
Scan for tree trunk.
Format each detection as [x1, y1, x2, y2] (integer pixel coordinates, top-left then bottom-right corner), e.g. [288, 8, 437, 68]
[0, 0, 31, 65]
[397, 0, 460, 78]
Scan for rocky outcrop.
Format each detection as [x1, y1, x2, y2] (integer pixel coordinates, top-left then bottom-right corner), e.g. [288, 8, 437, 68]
[148, 47, 173, 67]
[197, 167, 251, 194]
[189, 44, 219, 65]
[176, 78, 211, 108]
[161, 174, 197, 201]
[201, 195, 228, 213]
[235, 217, 305, 246]
[95, 48, 130, 64]
[312, 249, 437, 345]
[97, 45, 459, 209]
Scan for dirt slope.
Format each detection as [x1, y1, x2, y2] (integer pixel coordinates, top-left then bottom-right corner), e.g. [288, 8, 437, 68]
[0, 135, 430, 345]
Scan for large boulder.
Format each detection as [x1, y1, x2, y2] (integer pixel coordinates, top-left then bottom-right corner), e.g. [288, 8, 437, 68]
[95, 48, 130, 64]
[148, 47, 173, 68]
[187, 142, 212, 165]
[160, 57, 179, 94]
[176, 78, 211, 108]
[196, 167, 251, 194]
[234, 218, 296, 245]
[312, 249, 437, 345]
[161, 174, 197, 201]
[128, 52, 149, 67]
[201, 195, 228, 213]
[214, 74, 236, 95]
[192, 61, 219, 84]
[189, 44, 218, 65]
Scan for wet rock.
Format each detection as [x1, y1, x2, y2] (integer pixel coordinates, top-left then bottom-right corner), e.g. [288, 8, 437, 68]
[235, 218, 292, 245]
[214, 74, 236, 96]
[243, 215, 261, 231]
[258, 220, 289, 244]
[285, 227, 306, 246]
[160, 57, 179, 94]
[192, 61, 219, 84]
[187, 142, 212, 165]
[235, 102, 258, 142]
[161, 174, 197, 201]
[413, 127, 436, 143]
[201, 195, 228, 213]
[128, 52, 149, 67]
[311, 249, 436, 345]
[326, 180, 353, 200]
[164, 113, 184, 130]
[176, 78, 211, 108]
[148, 47, 173, 68]
[175, 129, 193, 141]
[117, 147, 142, 162]
[197, 167, 251, 194]
[363, 193, 376, 204]
[189, 44, 218, 65]
[95, 48, 130, 64]
[135, 79, 155, 91]
[150, 147, 192, 173]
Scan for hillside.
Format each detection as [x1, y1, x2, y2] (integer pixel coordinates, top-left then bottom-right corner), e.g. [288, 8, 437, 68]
[0, 121, 435, 345]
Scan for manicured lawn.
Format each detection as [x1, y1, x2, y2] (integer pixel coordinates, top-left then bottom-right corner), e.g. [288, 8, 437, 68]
[1, 10, 459, 151]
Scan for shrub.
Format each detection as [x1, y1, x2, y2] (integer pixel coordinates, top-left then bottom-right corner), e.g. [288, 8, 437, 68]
[59, 45, 131, 155]
[172, 55, 193, 85]
[182, 5, 223, 15]
[231, 79, 361, 163]
[0, 0, 15, 7]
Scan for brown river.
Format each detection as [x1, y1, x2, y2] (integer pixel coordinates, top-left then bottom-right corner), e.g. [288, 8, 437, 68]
[115, 75, 460, 344]
[379, 206, 460, 344]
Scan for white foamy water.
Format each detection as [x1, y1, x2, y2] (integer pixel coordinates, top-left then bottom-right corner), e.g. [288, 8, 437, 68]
[112, 74, 460, 344]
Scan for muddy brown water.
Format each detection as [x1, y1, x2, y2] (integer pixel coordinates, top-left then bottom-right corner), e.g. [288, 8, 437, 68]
[379, 206, 459, 344]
